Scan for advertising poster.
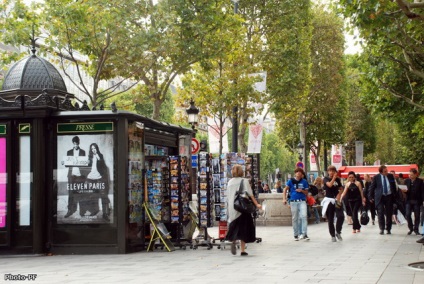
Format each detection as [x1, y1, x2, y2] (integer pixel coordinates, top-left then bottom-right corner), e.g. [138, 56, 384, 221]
[207, 117, 229, 154]
[247, 123, 263, 154]
[331, 144, 343, 170]
[0, 138, 6, 228]
[56, 126, 114, 224]
[355, 141, 364, 166]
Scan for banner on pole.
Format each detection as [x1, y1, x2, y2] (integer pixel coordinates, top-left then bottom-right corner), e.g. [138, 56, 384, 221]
[247, 123, 263, 153]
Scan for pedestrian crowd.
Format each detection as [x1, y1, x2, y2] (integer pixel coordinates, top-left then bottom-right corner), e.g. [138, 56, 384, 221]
[282, 165, 424, 244]
[226, 164, 424, 257]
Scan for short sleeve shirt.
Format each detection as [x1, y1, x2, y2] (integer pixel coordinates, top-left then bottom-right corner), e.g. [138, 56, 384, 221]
[323, 176, 342, 198]
[286, 178, 309, 201]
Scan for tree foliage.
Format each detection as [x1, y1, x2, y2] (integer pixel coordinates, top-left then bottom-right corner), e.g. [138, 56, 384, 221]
[1, 0, 231, 118]
[338, 0, 424, 167]
[274, 4, 346, 174]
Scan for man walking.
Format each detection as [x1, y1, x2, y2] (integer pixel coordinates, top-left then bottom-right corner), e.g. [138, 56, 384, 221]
[368, 165, 397, 235]
[321, 165, 345, 242]
[64, 136, 86, 218]
[283, 167, 310, 241]
[402, 169, 423, 235]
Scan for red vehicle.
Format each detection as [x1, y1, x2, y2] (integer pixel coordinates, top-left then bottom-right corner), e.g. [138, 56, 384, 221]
[337, 164, 419, 179]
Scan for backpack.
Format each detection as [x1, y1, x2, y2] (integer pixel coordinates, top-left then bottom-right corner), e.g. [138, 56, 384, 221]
[309, 185, 318, 196]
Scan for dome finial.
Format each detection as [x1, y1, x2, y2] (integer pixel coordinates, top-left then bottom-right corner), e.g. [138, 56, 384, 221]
[30, 25, 38, 55]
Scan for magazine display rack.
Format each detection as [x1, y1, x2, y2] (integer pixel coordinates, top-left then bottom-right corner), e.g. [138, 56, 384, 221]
[192, 152, 214, 249]
[143, 149, 191, 250]
[248, 154, 262, 243]
[211, 153, 250, 249]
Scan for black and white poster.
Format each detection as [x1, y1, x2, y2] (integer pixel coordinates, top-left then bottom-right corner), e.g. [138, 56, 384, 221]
[56, 133, 114, 224]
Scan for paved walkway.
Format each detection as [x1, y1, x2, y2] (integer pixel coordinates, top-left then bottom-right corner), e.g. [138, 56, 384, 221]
[1, 222, 423, 284]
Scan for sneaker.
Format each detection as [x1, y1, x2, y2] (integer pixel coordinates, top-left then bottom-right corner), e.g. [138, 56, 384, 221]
[231, 242, 236, 255]
[299, 234, 305, 240]
[304, 235, 310, 241]
[417, 237, 424, 244]
[294, 236, 299, 241]
[331, 237, 337, 242]
[336, 233, 343, 241]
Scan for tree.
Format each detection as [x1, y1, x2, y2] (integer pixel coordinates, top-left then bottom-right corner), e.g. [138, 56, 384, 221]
[338, 0, 424, 110]
[260, 131, 297, 183]
[120, 0, 233, 120]
[338, 1, 424, 167]
[273, 4, 346, 174]
[1, 0, 231, 118]
[343, 55, 376, 165]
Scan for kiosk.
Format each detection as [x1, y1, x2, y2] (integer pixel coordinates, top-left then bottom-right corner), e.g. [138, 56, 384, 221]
[0, 47, 193, 255]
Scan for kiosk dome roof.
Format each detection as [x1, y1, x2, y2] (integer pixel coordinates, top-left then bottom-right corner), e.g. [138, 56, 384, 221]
[1, 48, 67, 92]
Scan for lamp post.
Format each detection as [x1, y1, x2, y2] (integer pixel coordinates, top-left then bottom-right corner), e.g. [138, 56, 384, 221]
[297, 141, 304, 163]
[186, 99, 199, 137]
[231, 0, 239, 153]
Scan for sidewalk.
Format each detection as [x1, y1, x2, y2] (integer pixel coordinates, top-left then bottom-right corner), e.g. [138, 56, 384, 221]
[1, 222, 423, 284]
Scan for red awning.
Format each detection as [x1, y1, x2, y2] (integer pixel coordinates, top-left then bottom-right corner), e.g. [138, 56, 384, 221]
[337, 164, 419, 179]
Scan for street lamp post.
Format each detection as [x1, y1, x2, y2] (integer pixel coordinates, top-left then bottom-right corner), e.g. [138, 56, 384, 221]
[231, 0, 239, 153]
[297, 141, 304, 164]
[186, 99, 199, 137]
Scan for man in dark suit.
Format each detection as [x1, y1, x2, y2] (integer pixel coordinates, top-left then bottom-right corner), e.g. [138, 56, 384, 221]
[369, 165, 398, 235]
[64, 136, 86, 218]
[401, 169, 423, 235]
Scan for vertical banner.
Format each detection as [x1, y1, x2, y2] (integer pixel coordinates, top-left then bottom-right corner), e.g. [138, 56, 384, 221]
[19, 136, 31, 226]
[331, 144, 343, 170]
[309, 151, 317, 171]
[0, 138, 6, 228]
[56, 122, 114, 224]
[207, 117, 229, 154]
[355, 141, 364, 166]
[247, 123, 263, 153]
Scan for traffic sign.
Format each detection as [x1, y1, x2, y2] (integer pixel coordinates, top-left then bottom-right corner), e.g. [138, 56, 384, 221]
[296, 161, 304, 169]
[191, 138, 200, 154]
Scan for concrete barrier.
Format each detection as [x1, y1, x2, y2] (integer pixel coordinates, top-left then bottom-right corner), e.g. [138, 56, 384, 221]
[256, 193, 292, 226]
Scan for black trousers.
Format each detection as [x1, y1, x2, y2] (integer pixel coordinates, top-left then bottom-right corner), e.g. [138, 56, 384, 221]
[405, 201, 421, 232]
[348, 200, 362, 231]
[326, 202, 345, 237]
[376, 195, 393, 232]
[366, 200, 376, 221]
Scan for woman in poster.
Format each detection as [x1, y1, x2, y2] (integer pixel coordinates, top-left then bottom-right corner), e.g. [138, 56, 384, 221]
[86, 143, 111, 221]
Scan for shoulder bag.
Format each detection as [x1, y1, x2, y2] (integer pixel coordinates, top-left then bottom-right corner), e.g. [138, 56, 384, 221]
[234, 179, 256, 214]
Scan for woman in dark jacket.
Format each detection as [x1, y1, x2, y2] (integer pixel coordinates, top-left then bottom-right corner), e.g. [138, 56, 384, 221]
[87, 143, 111, 221]
[341, 171, 366, 233]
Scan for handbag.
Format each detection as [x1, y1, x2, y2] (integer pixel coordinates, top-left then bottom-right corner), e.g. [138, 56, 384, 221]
[360, 208, 370, 225]
[233, 179, 256, 214]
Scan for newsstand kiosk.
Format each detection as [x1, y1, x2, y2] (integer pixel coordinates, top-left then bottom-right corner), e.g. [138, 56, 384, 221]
[0, 48, 193, 255]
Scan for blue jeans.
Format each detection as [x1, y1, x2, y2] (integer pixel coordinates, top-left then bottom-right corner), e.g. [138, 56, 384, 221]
[290, 200, 307, 237]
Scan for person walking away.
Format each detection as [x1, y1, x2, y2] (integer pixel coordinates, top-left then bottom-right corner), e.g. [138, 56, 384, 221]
[402, 168, 423, 235]
[314, 177, 325, 205]
[368, 165, 397, 235]
[283, 167, 310, 241]
[341, 171, 366, 233]
[275, 180, 283, 193]
[321, 165, 344, 242]
[363, 174, 376, 225]
[392, 171, 407, 222]
[226, 164, 262, 256]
